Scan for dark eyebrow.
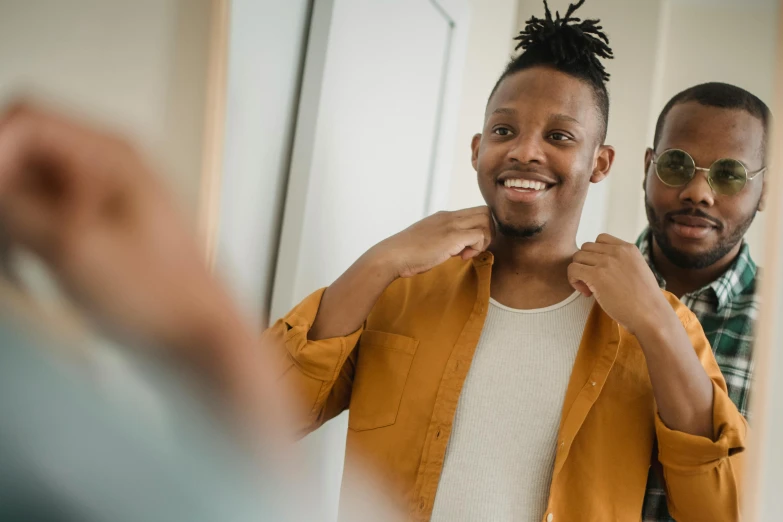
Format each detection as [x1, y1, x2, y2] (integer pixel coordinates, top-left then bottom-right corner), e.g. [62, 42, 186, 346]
[490, 108, 581, 126]
[491, 107, 517, 116]
[551, 113, 581, 125]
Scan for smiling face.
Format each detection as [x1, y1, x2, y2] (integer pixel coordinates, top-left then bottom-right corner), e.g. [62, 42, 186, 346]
[472, 66, 614, 241]
[644, 101, 767, 269]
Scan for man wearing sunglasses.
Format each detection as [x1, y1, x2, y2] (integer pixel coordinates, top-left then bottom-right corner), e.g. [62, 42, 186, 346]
[639, 82, 769, 522]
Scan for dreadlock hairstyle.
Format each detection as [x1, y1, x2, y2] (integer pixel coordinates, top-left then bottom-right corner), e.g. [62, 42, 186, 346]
[490, 0, 614, 141]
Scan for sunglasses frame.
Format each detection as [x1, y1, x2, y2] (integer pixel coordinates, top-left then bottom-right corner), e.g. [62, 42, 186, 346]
[651, 148, 766, 195]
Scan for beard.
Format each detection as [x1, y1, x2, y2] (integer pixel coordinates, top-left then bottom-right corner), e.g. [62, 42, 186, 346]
[492, 209, 545, 239]
[645, 199, 756, 270]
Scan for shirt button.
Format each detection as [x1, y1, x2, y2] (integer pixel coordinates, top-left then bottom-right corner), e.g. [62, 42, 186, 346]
[591, 381, 597, 386]
[547, 513, 554, 522]
[419, 500, 426, 511]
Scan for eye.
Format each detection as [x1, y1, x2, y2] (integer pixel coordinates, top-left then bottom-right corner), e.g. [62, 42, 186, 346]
[548, 132, 571, 142]
[493, 127, 513, 137]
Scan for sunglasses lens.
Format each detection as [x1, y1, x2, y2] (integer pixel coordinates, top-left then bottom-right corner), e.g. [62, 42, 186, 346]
[710, 159, 747, 195]
[656, 149, 694, 186]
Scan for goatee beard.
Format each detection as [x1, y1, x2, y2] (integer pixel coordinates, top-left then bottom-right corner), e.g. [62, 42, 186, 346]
[645, 200, 754, 270]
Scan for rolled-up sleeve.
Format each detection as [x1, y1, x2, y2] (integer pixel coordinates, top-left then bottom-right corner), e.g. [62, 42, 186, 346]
[262, 289, 363, 437]
[655, 305, 747, 522]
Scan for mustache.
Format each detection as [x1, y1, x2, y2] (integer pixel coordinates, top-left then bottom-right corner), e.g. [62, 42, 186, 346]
[501, 164, 549, 175]
[665, 208, 723, 229]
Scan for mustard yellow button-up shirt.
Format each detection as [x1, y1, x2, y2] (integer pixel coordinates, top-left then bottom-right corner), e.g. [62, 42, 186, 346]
[267, 253, 745, 521]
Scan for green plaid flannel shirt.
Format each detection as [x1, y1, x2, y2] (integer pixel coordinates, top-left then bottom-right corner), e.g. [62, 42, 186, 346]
[636, 228, 759, 522]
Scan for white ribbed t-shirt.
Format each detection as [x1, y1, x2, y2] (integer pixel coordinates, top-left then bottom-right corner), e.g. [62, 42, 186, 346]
[430, 291, 594, 522]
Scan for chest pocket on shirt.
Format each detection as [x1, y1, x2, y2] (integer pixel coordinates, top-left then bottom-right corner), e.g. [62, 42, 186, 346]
[348, 330, 419, 432]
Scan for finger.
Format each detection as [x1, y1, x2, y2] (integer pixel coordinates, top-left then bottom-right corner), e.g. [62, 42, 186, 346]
[453, 205, 491, 217]
[464, 227, 489, 253]
[595, 233, 626, 246]
[0, 108, 85, 249]
[580, 242, 602, 253]
[567, 262, 596, 297]
[453, 208, 492, 230]
[450, 228, 487, 257]
[0, 105, 145, 266]
[449, 215, 490, 247]
[580, 241, 619, 255]
[469, 224, 493, 253]
[572, 250, 605, 267]
[571, 280, 593, 298]
[0, 107, 100, 217]
[0, 106, 35, 192]
[0, 103, 140, 195]
[459, 247, 481, 260]
[482, 220, 494, 251]
[0, 104, 87, 191]
[453, 211, 493, 251]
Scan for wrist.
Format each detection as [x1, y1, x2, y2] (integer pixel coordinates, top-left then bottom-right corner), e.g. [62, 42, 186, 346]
[364, 241, 403, 284]
[632, 297, 681, 344]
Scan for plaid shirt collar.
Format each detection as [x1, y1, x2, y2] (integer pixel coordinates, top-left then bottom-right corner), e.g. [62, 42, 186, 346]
[636, 228, 757, 312]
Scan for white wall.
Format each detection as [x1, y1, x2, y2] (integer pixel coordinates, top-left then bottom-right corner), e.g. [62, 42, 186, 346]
[0, 0, 211, 222]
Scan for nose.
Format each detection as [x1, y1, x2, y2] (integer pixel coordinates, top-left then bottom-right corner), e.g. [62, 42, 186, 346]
[679, 169, 715, 208]
[507, 132, 546, 165]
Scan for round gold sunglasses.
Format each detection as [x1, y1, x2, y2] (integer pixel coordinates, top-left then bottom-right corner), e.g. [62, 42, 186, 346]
[651, 148, 766, 196]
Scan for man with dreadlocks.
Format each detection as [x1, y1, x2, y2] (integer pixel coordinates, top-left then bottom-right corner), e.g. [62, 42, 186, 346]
[263, 1, 746, 520]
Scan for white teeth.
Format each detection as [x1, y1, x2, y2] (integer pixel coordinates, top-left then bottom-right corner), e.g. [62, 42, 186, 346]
[504, 179, 547, 191]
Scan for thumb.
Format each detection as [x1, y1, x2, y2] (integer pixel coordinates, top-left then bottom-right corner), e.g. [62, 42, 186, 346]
[459, 247, 481, 260]
[571, 280, 593, 298]
[568, 262, 594, 297]
[447, 228, 485, 257]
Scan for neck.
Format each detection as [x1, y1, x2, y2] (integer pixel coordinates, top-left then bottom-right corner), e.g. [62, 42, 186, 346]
[488, 231, 578, 310]
[650, 238, 742, 298]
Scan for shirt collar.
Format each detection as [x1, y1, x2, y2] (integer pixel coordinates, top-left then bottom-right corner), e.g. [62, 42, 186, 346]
[635, 227, 757, 311]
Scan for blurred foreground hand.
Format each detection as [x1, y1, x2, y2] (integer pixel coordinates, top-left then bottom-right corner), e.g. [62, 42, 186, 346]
[0, 103, 285, 443]
[0, 103, 233, 350]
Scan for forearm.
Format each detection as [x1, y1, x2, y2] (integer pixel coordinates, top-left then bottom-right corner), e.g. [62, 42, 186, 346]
[165, 291, 288, 442]
[636, 304, 714, 439]
[309, 244, 397, 340]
